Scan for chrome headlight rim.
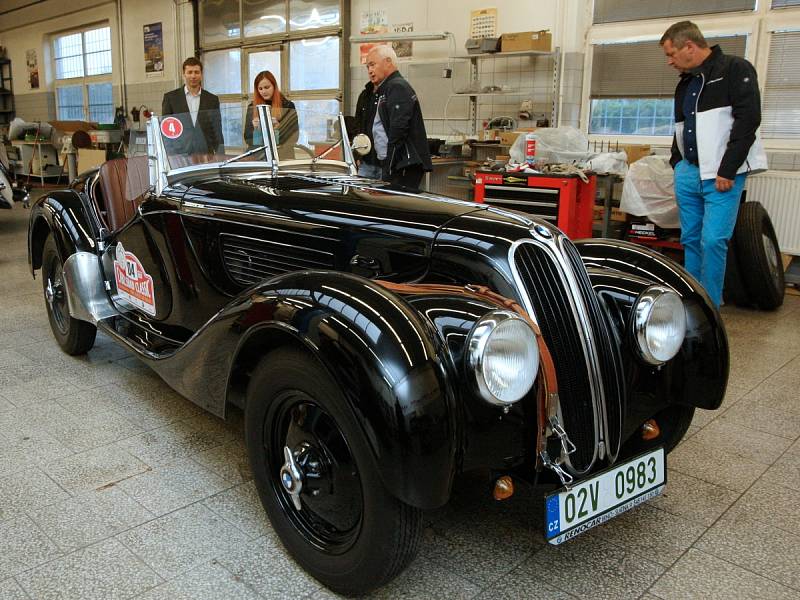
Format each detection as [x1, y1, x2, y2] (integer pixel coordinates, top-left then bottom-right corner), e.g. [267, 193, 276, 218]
[465, 310, 540, 407]
[633, 285, 687, 366]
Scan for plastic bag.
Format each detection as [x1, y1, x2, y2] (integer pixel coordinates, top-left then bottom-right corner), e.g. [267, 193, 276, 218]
[620, 155, 680, 228]
[509, 126, 590, 165]
[585, 152, 628, 177]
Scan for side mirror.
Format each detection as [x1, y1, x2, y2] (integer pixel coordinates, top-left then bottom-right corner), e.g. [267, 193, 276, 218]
[351, 133, 372, 157]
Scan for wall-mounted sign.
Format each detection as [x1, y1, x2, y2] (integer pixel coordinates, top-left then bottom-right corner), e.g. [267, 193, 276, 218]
[143, 22, 164, 75]
[26, 49, 39, 89]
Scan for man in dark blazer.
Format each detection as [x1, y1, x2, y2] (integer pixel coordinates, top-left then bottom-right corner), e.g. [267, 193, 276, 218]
[161, 57, 224, 155]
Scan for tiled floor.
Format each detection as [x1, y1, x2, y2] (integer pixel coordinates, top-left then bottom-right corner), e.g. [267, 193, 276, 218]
[2, 197, 800, 600]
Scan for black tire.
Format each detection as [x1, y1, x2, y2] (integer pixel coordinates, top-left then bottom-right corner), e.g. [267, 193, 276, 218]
[620, 404, 695, 458]
[245, 347, 423, 596]
[41, 235, 97, 355]
[723, 239, 751, 307]
[734, 201, 785, 310]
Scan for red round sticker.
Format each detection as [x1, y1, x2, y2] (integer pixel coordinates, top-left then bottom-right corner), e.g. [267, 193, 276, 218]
[160, 117, 183, 139]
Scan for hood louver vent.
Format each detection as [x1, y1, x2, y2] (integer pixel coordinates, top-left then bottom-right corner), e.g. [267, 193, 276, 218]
[221, 233, 335, 286]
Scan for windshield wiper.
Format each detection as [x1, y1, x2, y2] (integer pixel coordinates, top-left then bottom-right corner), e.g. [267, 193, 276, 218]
[312, 138, 343, 163]
[222, 144, 268, 166]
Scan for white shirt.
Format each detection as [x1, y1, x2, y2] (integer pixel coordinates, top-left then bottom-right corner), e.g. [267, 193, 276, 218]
[184, 85, 201, 126]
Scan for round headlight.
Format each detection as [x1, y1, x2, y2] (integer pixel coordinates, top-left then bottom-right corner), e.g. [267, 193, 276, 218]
[466, 311, 539, 406]
[633, 286, 687, 365]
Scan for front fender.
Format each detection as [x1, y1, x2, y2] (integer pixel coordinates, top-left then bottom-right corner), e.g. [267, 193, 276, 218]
[28, 191, 100, 274]
[227, 271, 459, 510]
[576, 239, 729, 420]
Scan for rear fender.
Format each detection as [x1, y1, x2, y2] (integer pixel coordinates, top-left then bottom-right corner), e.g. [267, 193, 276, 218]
[28, 191, 100, 274]
[227, 271, 459, 509]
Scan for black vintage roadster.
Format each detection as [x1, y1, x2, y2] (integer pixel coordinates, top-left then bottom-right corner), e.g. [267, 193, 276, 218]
[28, 107, 728, 595]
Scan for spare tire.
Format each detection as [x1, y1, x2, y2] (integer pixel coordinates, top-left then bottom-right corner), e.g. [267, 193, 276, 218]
[723, 238, 751, 307]
[733, 201, 785, 310]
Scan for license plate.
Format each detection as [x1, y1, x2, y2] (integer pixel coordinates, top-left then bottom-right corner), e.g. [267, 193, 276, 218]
[544, 447, 666, 545]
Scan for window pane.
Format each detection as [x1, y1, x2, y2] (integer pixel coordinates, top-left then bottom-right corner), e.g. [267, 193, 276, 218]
[85, 50, 112, 76]
[289, 0, 340, 31]
[247, 50, 282, 93]
[56, 56, 84, 79]
[293, 99, 340, 147]
[289, 37, 339, 91]
[204, 49, 242, 95]
[200, 0, 241, 45]
[763, 31, 800, 138]
[57, 86, 84, 120]
[88, 83, 114, 123]
[589, 98, 675, 136]
[84, 27, 110, 54]
[54, 32, 82, 60]
[244, 0, 286, 37]
[220, 101, 244, 149]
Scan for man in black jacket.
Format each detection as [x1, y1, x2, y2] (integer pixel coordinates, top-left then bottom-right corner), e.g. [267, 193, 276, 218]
[661, 21, 767, 307]
[365, 46, 432, 189]
[162, 57, 224, 155]
[353, 81, 381, 179]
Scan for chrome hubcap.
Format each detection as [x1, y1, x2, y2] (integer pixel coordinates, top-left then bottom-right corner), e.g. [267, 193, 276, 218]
[279, 445, 304, 510]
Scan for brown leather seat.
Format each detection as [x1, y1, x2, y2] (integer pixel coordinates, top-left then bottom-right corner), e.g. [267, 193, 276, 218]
[99, 156, 150, 231]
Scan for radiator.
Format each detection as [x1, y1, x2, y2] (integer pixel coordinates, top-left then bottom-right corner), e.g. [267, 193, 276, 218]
[746, 171, 800, 255]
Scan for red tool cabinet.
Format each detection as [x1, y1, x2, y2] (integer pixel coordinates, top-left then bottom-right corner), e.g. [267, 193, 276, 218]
[474, 171, 597, 239]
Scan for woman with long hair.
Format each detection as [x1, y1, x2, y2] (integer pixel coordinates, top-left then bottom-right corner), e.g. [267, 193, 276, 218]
[243, 70, 297, 152]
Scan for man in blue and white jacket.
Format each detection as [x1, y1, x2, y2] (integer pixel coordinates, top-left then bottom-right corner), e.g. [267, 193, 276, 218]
[661, 21, 767, 307]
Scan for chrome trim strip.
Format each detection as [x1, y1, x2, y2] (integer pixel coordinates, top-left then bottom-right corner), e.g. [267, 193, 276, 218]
[508, 236, 602, 475]
[63, 252, 118, 324]
[556, 236, 610, 463]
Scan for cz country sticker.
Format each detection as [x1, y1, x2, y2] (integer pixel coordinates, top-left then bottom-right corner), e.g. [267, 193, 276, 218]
[114, 244, 156, 316]
[161, 116, 183, 139]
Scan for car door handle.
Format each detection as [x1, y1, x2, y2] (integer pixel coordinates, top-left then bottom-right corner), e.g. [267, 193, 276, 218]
[349, 254, 380, 270]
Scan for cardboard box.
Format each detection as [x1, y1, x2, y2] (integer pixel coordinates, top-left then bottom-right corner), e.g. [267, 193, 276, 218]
[620, 144, 651, 165]
[593, 206, 628, 222]
[77, 148, 107, 174]
[499, 131, 521, 146]
[501, 30, 552, 53]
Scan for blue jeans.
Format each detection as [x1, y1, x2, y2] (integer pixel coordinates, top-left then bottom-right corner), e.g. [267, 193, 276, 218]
[358, 162, 382, 179]
[674, 160, 746, 307]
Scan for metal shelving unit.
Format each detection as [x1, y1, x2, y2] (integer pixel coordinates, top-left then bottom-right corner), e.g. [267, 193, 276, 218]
[0, 59, 14, 128]
[447, 48, 561, 136]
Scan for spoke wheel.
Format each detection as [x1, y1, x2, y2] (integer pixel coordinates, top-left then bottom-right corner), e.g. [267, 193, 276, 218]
[245, 347, 422, 596]
[41, 235, 97, 355]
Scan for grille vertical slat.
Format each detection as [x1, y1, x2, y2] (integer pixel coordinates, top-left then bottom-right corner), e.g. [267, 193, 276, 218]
[514, 243, 597, 472]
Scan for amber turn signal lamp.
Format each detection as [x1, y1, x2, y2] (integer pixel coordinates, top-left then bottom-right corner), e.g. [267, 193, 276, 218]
[493, 475, 514, 501]
[641, 419, 660, 441]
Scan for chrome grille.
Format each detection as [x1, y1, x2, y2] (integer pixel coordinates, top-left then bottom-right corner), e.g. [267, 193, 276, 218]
[513, 242, 598, 472]
[220, 233, 335, 286]
[562, 239, 626, 462]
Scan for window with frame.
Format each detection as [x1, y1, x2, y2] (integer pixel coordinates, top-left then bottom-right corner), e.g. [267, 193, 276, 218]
[589, 35, 747, 136]
[53, 25, 114, 122]
[762, 31, 800, 138]
[772, 0, 800, 8]
[198, 0, 343, 149]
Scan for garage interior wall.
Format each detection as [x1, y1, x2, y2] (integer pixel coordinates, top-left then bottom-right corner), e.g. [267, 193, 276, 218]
[0, 0, 194, 123]
[0, 0, 797, 167]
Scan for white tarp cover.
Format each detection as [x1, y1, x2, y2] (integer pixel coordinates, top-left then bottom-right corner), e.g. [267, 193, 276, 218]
[620, 155, 681, 228]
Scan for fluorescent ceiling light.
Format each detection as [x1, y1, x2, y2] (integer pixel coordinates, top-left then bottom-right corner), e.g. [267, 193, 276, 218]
[349, 31, 451, 43]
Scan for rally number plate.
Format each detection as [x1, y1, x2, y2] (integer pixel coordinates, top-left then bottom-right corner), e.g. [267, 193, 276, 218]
[545, 447, 666, 545]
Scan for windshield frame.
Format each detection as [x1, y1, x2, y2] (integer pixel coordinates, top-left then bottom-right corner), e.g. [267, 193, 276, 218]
[145, 105, 357, 188]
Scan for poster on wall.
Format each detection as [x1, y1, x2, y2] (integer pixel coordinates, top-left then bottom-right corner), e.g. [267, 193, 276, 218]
[392, 23, 414, 59]
[26, 49, 39, 89]
[359, 9, 388, 64]
[143, 22, 164, 75]
[470, 8, 498, 39]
